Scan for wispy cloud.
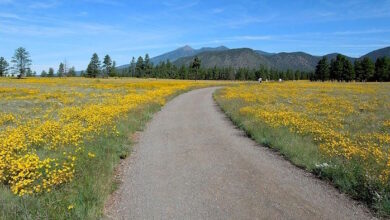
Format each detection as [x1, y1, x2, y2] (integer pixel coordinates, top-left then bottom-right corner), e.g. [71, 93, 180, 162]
[0, 12, 21, 19]
[333, 29, 390, 36]
[0, 19, 126, 37]
[162, 0, 199, 11]
[81, 0, 123, 6]
[29, 0, 60, 9]
[0, 0, 13, 4]
[221, 14, 279, 28]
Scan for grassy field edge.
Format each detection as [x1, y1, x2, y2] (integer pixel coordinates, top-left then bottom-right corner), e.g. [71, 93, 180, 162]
[213, 88, 389, 217]
[0, 87, 198, 220]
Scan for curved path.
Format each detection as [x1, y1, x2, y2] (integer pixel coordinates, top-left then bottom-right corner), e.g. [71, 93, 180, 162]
[106, 87, 372, 220]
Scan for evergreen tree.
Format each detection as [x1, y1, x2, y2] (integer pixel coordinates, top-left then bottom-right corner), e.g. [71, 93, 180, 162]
[86, 53, 101, 78]
[330, 55, 345, 81]
[286, 69, 294, 80]
[48, 68, 54, 77]
[315, 57, 329, 81]
[135, 56, 144, 77]
[360, 57, 375, 81]
[68, 67, 76, 77]
[0, 57, 9, 77]
[375, 57, 390, 81]
[342, 58, 354, 82]
[57, 62, 65, 77]
[165, 60, 172, 78]
[102, 55, 112, 78]
[144, 54, 152, 77]
[26, 68, 33, 77]
[247, 68, 256, 80]
[11, 47, 32, 78]
[40, 70, 47, 77]
[129, 57, 136, 77]
[190, 56, 201, 80]
[235, 68, 246, 80]
[294, 70, 301, 80]
[109, 61, 117, 77]
[354, 60, 364, 82]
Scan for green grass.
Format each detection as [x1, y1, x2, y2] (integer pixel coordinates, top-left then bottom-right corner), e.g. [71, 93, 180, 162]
[213, 89, 390, 218]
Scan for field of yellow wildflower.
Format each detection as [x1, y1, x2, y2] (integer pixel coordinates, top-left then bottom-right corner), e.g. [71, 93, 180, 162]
[215, 81, 390, 215]
[0, 77, 220, 219]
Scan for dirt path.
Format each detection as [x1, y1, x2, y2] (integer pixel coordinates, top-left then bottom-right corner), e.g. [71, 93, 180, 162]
[105, 87, 373, 220]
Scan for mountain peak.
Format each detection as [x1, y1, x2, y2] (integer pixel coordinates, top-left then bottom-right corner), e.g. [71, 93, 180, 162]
[216, 45, 229, 50]
[179, 45, 194, 51]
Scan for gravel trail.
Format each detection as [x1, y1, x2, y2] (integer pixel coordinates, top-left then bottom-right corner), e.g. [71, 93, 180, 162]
[106, 87, 372, 220]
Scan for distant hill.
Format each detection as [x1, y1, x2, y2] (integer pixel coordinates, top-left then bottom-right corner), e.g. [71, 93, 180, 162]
[116, 45, 228, 70]
[150, 45, 228, 64]
[323, 53, 356, 63]
[174, 48, 273, 69]
[267, 52, 320, 72]
[173, 48, 357, 71]
[114, 45, 389, 72]
[360, 46, 390, 61]
[254, 50, 276, 56]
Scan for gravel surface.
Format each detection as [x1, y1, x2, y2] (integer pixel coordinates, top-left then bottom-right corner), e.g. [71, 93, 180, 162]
[105, 87, 373, 220]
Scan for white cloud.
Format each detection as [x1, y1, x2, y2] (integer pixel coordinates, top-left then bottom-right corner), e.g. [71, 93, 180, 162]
[29, 0, 60, 9]
[162, 0, 199, 10]
[333, 29, 390, 36]
[0, 12, 21, 19]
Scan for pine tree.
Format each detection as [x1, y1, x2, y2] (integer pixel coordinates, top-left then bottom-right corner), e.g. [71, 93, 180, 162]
[342, 58, 354, 82]
[68, 67, 76, 77]
[375, 57, 390, 81]
[135, 56, 144, 77]
[315, 57, 329, 81]
[57, 62, 65, 77]
[294, 70, 301, 80]
[48, 68, 54, 77]
[86, 53, 101, 78]
[129, 57, 136, 77]
[40, 70, 47, 77]
[0, 57, 9, 77]
[190, 56, 201, 80]
[360, 57, 375, 81]
[26, 68, 33, 77]
[11, 47, 32, 78]
[102, 55, 112, 78]
[354, 60, 364, 81]
[144, 54, 152, 77]
[330, 55, 345, 81]
[109, 61, 117, 77]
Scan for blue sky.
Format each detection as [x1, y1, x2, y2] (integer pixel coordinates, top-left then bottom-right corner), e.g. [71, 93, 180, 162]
[1, 0, 390, 73]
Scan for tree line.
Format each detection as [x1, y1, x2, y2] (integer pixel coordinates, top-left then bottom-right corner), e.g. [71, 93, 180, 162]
[0, 47, 78, 78]
[41, 61, 77, 77]
[313, 54, 390, 82]
[88, 53, 312, 81]
[2, 47, 389, 82]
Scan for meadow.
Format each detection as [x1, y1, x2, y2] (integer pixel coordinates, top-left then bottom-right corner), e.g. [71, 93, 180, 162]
[214, 81, 390, 216]
[2, 78, 390, 218]
[0, 77, 223, 219]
